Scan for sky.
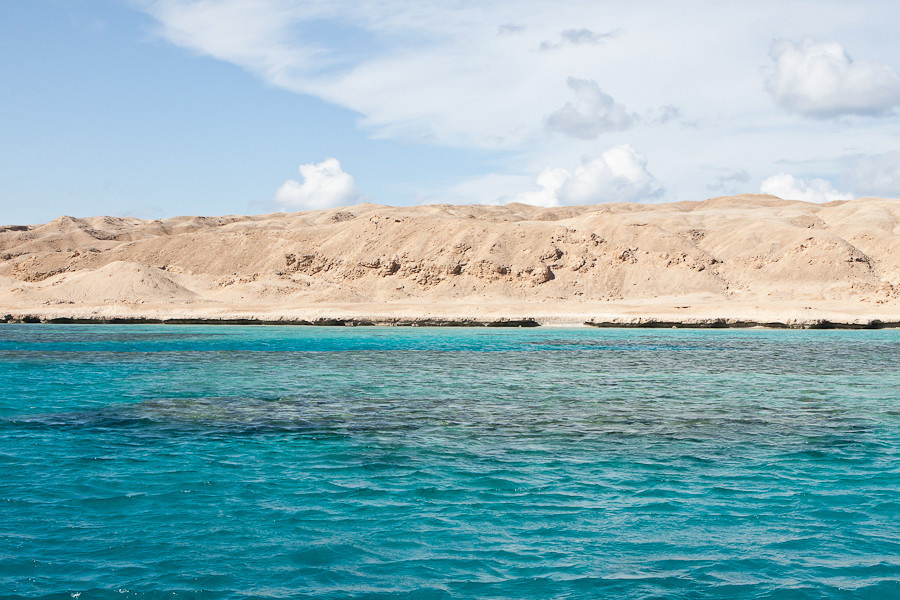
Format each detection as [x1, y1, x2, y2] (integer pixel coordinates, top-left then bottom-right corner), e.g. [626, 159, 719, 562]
[2, 0, 900, 224]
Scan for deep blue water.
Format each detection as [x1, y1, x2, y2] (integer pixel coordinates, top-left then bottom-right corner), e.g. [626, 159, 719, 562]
[1, 325, 898, 599]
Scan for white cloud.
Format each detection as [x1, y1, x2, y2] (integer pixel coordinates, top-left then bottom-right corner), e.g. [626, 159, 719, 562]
[545, 78, 636, 139]
[760, 173, 852, 203]
[137, 1, 900, 206]
[274, 158, 359, 209]
[515, 168, 572, 207]
[143, 0, 324, 87]
[767, 39, 900, 118]
[140, 0, 736, 150]
[516, 145, 662, 206]
[850, 151, 900, 198]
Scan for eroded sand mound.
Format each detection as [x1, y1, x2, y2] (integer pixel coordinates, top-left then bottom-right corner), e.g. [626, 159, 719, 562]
[37, 261, 196, 304]
[1, 195, 899, 324]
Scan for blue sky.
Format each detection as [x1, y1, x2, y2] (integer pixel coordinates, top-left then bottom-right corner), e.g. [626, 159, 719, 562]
[2, 0, 900, 224]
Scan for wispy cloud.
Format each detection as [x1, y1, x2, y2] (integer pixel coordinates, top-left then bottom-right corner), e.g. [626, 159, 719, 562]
[539, 27, 615, 50]
[707, 170, 750, 194]
[137, 1, 900, 205]
[849, 151, 900, 198]
[497, 23, 525, 36]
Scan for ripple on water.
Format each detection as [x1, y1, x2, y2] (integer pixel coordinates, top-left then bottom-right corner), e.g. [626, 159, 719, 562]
[0, 326, 898, 599]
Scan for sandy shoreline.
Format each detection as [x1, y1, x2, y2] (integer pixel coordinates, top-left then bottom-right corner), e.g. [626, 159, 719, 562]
[3, 300, 898, 328]
[4, 318, 897, 329]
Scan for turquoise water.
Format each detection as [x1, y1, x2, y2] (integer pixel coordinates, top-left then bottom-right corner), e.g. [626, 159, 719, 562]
[1, 325, 898, 599]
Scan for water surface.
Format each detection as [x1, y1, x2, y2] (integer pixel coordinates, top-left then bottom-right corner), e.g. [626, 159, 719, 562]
[1, 325, 898, 599]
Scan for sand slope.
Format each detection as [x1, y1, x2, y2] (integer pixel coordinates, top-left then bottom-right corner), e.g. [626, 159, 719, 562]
[1, 195, 899, 325]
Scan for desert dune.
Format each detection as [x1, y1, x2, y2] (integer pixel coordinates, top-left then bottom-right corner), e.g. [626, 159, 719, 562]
[1, 194, 898, 327]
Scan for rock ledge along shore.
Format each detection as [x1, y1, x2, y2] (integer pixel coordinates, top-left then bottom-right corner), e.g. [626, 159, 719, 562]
[2, 194, 899, 327]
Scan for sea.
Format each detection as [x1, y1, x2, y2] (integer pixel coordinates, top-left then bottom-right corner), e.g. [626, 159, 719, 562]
[1, 325, 898, 599]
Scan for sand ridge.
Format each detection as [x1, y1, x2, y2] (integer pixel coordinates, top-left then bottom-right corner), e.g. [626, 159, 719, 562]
[1, 194, 899, 326]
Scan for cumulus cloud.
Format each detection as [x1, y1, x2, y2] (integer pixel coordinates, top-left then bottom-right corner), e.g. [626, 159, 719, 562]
[516, 145, 662, 206]
[136, 1, 900, 207]
[760, 173, 852, 203]
[546, 78, 636, 139]
[767, 39, 900, 118]
[274, 158, 359, 210]
[850, 151, 900, 198]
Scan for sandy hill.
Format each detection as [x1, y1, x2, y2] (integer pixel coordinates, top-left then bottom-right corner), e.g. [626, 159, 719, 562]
[1, 194, 899, 326]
